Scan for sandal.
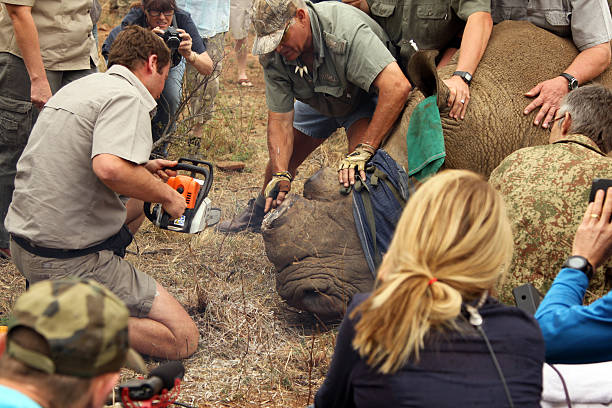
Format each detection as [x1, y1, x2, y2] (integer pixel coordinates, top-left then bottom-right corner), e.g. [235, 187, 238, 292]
[237, 78, 253, 87]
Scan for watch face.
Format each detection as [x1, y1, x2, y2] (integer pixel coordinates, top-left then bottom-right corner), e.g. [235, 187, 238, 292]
[569, 78, 578, 90]
[566, 256, 587, 270]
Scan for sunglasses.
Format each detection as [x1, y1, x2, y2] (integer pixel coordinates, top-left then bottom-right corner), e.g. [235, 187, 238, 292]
[147, 9, 174, 17]
[548, 114, 565, 130]
[280, 19, 294, 45]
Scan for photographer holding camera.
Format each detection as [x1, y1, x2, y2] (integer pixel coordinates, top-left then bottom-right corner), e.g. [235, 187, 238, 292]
[102, 0, 213, 147]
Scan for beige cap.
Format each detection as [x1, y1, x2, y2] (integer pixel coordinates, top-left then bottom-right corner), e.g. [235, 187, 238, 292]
[252, 0, 301, 55]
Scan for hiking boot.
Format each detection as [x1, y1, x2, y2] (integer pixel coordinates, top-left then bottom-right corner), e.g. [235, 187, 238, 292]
[217, 198, 265, 234]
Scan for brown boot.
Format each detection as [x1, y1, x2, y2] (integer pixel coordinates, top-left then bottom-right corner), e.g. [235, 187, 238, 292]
[217, 198, 265, 233]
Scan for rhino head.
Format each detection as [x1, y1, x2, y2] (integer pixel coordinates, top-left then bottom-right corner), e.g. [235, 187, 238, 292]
[262, 168, 374, 319]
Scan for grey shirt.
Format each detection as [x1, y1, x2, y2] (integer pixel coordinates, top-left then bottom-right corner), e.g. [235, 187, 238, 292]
[491, 0, 612, 51]
[6, 65, 156, 249]
[260, 1, 397, 117]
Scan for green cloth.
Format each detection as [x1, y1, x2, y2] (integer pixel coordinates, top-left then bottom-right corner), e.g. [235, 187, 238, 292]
[406, 95, 445, 181]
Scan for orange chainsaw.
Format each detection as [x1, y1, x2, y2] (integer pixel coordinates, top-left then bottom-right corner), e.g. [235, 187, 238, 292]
[143, 158, 221, 233]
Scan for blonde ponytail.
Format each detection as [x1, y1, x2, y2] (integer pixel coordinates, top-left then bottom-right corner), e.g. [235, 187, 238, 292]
[351, 170, 513, 374]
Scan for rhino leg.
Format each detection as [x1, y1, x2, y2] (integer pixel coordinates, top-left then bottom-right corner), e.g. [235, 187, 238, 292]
[262, 168, 374, 319]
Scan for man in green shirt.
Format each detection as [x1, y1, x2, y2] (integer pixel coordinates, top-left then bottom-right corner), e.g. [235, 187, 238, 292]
[218, 0, 411, 233]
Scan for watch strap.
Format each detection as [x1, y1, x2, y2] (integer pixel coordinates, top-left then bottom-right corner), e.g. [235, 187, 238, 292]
[559, 72, 578, 91]
[453, 71, 472, 86]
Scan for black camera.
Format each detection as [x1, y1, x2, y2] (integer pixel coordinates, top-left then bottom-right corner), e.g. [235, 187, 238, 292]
[157, 27, 182, 67]
[159, 26, 181, 50]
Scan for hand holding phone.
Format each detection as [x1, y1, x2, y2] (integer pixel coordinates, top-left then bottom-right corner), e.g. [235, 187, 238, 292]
[589, 178, 612, 202]
[573, 184, 612, 269]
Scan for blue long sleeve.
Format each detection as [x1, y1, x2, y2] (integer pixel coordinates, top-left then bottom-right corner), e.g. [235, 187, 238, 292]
[535, 267, 612, 364]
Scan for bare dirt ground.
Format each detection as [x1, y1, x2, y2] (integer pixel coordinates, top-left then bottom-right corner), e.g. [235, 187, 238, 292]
[0, 7, 353, 408]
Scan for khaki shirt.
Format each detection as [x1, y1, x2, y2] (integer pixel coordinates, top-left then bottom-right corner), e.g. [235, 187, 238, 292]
[365, 0, 490, 69]
[491, 0, 612, 51]
[260, 1, 396, 117]
[0, 0, 98, 70]
[6, 65, 156, 249]
[489, 134, 612, 304]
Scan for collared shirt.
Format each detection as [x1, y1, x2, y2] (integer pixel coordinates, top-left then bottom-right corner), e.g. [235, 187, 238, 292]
[491, 0, 612, 51]
[364, 0, 491, 69]
[6, 65, 156, 249]
[176, 0, 230, 38]
[260, 1, 396, 117]
[490, 134, 612, 305]
[0, 0, 98, 70]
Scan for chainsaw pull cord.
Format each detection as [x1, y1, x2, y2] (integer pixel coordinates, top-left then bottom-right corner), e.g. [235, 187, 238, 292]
[463, 292, 514, 408]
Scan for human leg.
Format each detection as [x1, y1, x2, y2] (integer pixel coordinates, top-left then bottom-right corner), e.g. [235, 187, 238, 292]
[184, 33, 224, 132]
[128, 282, 199, 359]
[125, 198, 145, 235]
[10, 242, 198, 359]
[340, 95, 377, 152]
[230, 0, 252, 83]
[152, 59, 186, 142]
[235, 38, 249, 84]
[0, 53, 37, 255]
[45, 64, 97, 94]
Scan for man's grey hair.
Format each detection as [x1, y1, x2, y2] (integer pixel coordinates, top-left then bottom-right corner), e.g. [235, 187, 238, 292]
[558, 85, 612, 154]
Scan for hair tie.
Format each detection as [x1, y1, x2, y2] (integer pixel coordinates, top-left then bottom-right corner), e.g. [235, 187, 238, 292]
[427, 277, 438, 286]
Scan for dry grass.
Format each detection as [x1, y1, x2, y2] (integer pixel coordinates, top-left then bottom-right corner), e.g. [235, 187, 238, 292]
[0, 7, 355, 407]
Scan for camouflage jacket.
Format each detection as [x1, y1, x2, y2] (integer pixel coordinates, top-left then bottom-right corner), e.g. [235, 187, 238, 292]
[489, 134, 612, 305]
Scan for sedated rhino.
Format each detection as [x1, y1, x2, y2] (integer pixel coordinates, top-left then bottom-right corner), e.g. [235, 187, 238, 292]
[261, 21, 612, 318]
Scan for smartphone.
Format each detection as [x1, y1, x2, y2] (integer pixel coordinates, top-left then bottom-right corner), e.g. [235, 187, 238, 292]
[589, 178, 612, 202]
[513, 283, 543, 315]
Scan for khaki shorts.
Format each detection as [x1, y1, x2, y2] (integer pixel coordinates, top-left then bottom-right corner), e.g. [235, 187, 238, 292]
[230, 0, 252, 40]
[10, 240, 157, 318]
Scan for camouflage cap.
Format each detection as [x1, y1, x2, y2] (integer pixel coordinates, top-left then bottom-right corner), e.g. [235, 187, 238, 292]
[251, 0, 300, 55]
[6, 279, 147, 378]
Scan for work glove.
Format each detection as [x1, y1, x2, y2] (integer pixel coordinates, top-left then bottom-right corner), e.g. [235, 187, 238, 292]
[264, 171, 292, 200]
[338, 143, 376, 176]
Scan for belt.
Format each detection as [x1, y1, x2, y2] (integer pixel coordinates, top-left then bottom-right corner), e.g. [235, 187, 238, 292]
[10, 226, 133, 259]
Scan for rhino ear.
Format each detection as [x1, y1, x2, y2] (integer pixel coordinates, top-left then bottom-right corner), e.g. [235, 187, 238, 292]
[406, 50, 450, 109]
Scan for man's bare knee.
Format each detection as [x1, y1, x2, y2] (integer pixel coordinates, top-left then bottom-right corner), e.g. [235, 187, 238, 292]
[129, 283, 199, 359]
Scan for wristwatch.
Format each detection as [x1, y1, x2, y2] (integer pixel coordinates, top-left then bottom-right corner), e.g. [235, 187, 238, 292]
[559, 73, 578, 91]
[562, 255, 593, 280]
[453, 71, 472, 86]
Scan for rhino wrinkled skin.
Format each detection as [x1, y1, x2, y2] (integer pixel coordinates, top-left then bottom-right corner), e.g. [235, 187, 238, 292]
[263, 21, 612, 318]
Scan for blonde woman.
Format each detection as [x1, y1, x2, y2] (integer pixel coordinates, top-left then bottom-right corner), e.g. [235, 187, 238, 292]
[314, 170, 545, 407]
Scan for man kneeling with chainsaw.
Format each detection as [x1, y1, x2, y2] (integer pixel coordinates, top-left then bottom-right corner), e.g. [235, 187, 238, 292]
[4, 25, 199, 360]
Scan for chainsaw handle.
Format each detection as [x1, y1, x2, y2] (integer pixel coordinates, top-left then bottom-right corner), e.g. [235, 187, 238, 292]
[143, 202, 156, 223]
[168, 160, 214, 198]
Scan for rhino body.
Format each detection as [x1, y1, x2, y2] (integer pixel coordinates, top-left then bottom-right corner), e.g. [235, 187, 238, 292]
[263, 21, 612, 318]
